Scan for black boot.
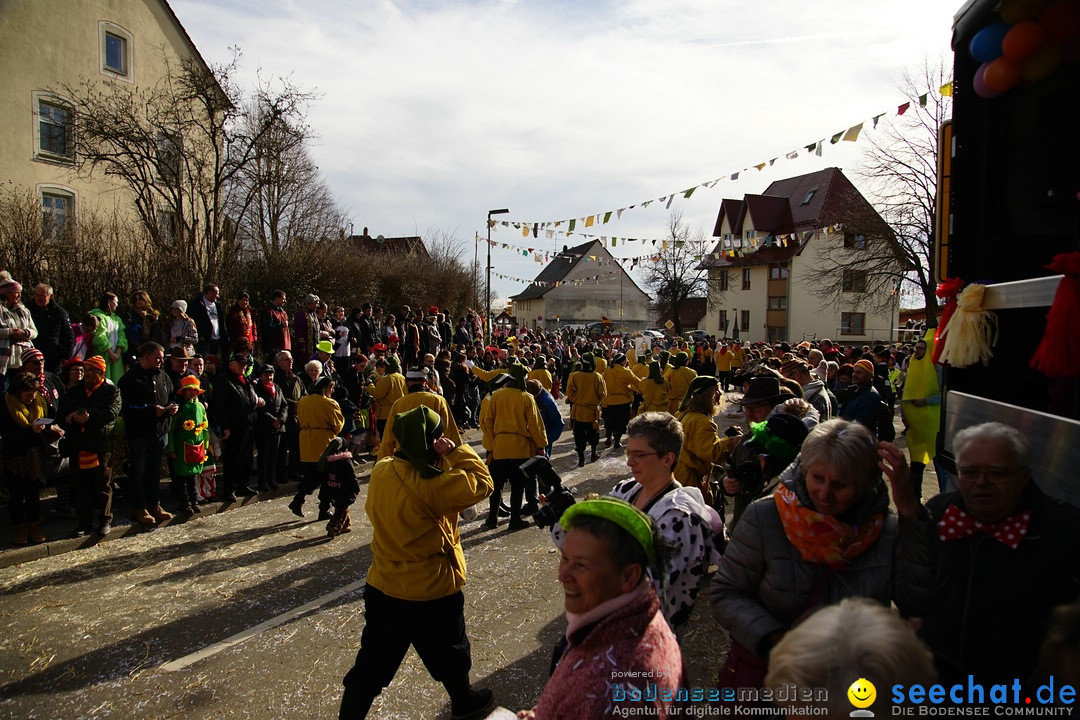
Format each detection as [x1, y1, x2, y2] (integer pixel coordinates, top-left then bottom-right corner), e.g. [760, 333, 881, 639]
[289, 493, 305, 517]
[443, 678, 495, 720]
[577, 452, 585, 468]
[591, 446, 599, 463]
[185, 477, 201, 513]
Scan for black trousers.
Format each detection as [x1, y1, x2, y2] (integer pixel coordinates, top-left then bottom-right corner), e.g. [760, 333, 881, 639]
[221, 428, 254, 494]
[340, 586, 471, 719]
[605, 403, 631, 441]
[255, 431, 282, 489]
[488, 458, 527, 521]
[573, 420, 599, 456]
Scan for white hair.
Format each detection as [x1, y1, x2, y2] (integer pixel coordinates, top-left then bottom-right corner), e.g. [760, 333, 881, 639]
[952, 421, 1031, 468]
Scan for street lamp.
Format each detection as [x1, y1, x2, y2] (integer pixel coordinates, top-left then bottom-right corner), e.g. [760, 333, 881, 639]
[486, 208, 509, 344]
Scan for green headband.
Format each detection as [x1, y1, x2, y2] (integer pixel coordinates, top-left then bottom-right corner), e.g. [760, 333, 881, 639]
[560, 498, 656, 565]
[748, 419, 802, 460]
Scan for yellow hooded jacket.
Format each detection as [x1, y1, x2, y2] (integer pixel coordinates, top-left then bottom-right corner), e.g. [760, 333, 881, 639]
[602, 364, 641, 407]
[673, 409, 732, 500]
[368, 372, 407, 421]
[377, 390, 463, 460]
[480, 386, 548, 460]
[566, 370, 607, 423]
[667, 365, 698, 415]
[365, 444, 494, 601]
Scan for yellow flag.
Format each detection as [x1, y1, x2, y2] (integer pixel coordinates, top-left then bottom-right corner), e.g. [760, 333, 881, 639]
[585, 215, 595, 228]
[939, 82, 953, 96]
[522, 225, 529, 237]
[842, 123, 864, 142]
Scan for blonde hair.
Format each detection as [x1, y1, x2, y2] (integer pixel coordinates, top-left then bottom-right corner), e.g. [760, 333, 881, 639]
[765, 598, 936, 716]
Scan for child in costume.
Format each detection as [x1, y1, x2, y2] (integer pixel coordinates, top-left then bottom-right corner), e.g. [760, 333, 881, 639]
[320, 437, 360, 538]
[168, 375, 210, 513]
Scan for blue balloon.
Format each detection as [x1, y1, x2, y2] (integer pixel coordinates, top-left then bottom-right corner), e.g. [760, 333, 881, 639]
[970, 23, 1011, 63]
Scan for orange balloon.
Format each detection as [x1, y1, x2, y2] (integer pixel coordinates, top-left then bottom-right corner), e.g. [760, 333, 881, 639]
[982, 56, 1022, 92]
[1003, 21, 1045, 61]
[1022, 43, 1062, 80]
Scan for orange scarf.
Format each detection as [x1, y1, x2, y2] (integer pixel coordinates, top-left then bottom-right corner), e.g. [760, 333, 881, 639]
[773, 484, 884, 566]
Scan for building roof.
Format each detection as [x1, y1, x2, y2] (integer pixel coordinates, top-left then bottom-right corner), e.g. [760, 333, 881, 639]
[160, 0, 230, 106]
[656, 297, 708, 328]
[511, 240, 647, 301]
[349, 232, 430, 258]
[701, 167, 890, 269]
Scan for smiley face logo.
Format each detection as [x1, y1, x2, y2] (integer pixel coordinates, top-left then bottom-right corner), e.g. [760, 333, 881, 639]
[847, 678, 876, 709]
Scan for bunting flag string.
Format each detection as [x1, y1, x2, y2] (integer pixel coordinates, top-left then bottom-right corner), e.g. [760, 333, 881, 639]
[492, 268, 629, 288]
[491, 83, 953, 231]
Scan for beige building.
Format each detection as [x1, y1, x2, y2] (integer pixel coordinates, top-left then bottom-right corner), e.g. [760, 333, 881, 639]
[0, 0, 216, 237]
[511, 240, 652, 333]
[701, 168, 899, 345]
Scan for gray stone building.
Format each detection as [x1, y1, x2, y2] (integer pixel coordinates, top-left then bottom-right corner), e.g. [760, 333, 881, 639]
[511, 240, 652, 333]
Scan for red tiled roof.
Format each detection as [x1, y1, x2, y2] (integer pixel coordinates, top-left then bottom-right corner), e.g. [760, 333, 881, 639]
[702, 167, 890, 269]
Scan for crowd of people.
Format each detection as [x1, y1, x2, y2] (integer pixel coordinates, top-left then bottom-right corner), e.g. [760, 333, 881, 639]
[2, 269, 1078, 718]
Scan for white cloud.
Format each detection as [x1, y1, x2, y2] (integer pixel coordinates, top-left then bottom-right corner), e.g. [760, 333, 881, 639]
[171, 0, 956, 301]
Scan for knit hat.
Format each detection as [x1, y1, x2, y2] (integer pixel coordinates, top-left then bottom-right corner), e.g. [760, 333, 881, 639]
[391, 406, 445, 478]
[561, 498, 656, 566]
[406, 366, 429, 382]
[20, 347, 43, 366]
[0, 271, 22, 294]
[854, 359, 876, 376]
[317, 437, 349, 472]
[171, 300, 188, 313]
[84, 355, 107, 374]
[386, 355, 401, 374]
[780, 358, 810, 378]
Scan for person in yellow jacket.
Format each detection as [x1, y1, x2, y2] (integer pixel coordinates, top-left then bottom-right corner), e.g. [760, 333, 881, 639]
[728, 343, 745, 382]
[291, 376, 345, 517]
[666, 351, 698, 415]
[899, 331, 942, 501]
[339, 406, 495, 720]
[526, 355, 553, 393]
[639, 360, 670, 415]
[367, 356, 406, 440]
[601, 353, 640, 449]
[480, 363, 547, 531]
[565, 353, 607, 467]
[378, 367, 462, 460]
[674, 376, 736, 506]
[630, 349, 651, 416]
[715, 343, 733, 392]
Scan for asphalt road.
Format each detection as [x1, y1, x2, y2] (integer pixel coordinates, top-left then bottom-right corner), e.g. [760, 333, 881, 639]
[0, 392, 927, 719]
[0, 419, 732, 720]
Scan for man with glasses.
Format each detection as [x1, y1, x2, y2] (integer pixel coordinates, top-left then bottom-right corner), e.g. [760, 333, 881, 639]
[882, 422, 1080, 690]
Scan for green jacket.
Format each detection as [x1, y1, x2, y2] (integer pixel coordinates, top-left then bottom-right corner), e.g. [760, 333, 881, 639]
[168, 397, 209, 476]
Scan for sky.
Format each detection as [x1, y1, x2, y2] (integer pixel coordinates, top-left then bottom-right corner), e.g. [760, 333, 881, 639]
[170, 0, 959, 304]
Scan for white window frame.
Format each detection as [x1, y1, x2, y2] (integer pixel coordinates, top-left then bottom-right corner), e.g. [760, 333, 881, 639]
[32, 92, 75, 163]
[39, 185, 77, 245]
[99, 22, 133, 81]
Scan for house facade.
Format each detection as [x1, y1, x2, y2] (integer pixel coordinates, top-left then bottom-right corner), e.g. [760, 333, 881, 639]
[511, 240, 652, 333]
[701, 168, 899, 345]
[0, 0, 217, 237]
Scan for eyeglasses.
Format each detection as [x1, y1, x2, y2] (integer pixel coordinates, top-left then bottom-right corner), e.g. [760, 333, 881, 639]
[626, 450, 662, 462]
[957, 466, 1020, 482]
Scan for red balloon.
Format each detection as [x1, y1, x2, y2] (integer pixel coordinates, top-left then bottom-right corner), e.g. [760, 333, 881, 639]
[1039, 1, 1080, 44]
[1003, 21, 1045, 61]
[982, 56, 1022, 92]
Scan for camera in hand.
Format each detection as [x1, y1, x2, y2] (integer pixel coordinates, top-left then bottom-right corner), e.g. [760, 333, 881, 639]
[733, 460, 764, 496]
[519, 457, 575, 529]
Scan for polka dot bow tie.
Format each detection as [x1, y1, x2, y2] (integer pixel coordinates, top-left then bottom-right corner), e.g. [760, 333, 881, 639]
[937, 504, 1031, 549]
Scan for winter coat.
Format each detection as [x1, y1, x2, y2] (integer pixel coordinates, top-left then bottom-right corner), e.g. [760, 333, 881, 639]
[297, 392, 344, 462]
[673, 410, 732, 495]
[0, 302, 38, 376]
[58, 379, 120, 456]
[254, 381, 287, 435]
[118, 365, 175, 439]
[259, 305, 291, 354]
[274, 368, 305, 431]
[710, 471, 902, 659]
[666, 366, 697, 415]
[480, 386, 548, 460]
[213, 372, 260, 433]
[639, 377, 669, 414]
[365, 444, 493, 601]
[28, 300, 73, 372]
[839, 382, 881, 434]
[189, 296, 228, 348]
[898, 485, 1080, 686]
[87, 308, 127, 383]
[529, 586, 684, 720]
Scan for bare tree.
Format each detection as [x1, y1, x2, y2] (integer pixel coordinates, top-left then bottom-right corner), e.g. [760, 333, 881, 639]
[806, 59, 951, 325]
[643, 210, 718, 334]
[62, 48, 315, 287]
[232, 107, 346, 259]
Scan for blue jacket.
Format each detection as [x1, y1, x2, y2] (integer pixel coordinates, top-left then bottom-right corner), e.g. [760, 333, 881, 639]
[839, 382, 881, 434]
[535, 389, 563, 447]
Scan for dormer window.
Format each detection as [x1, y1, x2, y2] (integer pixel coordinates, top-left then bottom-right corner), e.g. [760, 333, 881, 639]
[800, 189, 817, 206]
